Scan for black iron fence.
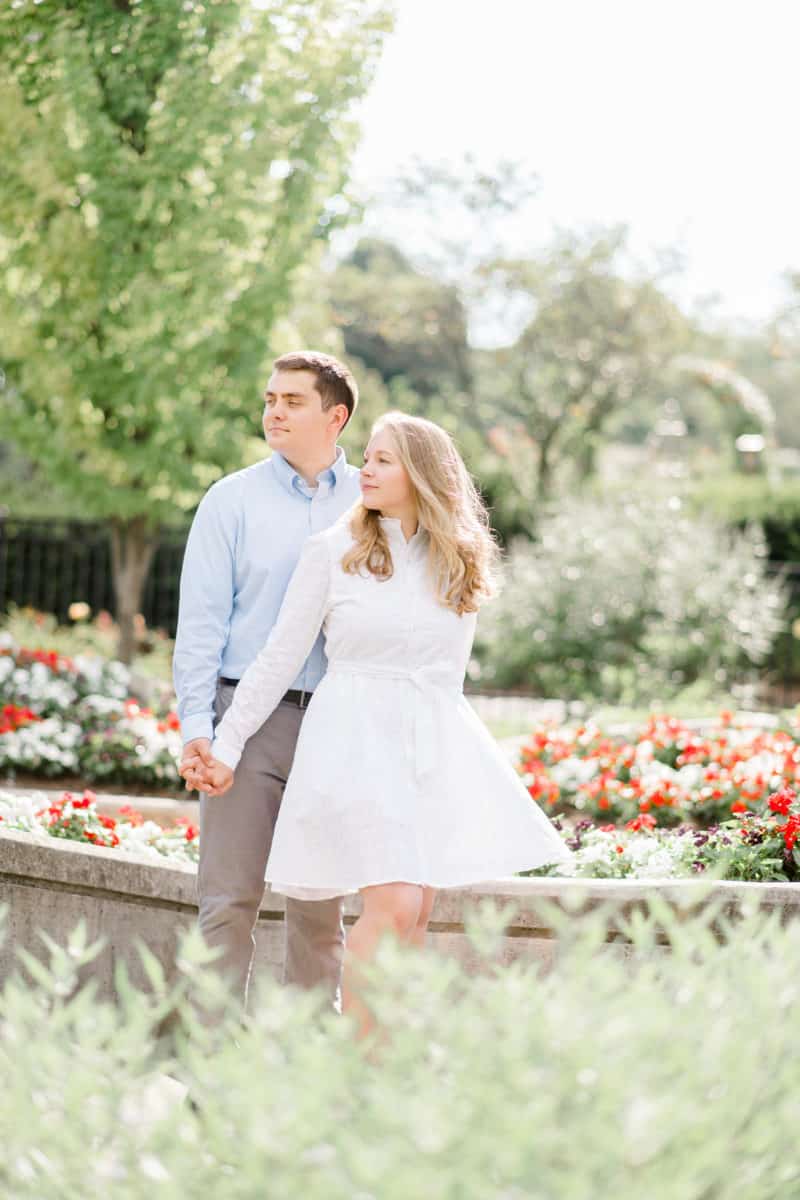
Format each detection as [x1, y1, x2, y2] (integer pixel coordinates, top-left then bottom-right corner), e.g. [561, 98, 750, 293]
[0, 516, 189, 636]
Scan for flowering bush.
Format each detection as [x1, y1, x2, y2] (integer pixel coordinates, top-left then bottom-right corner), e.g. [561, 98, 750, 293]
[0, 715, 82, 777]
[0, 638, 182, 788]
[475, 492, 789, 702]
[0, 788, 198, 865]
[0, 641, 130, 716]
[77, 699, 183, 787]
[518, 710, 800, 827]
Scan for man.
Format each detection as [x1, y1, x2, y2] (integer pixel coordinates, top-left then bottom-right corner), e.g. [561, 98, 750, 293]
[173, 350, 362, 1016]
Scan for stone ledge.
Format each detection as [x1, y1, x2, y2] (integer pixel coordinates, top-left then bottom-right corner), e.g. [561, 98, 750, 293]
[2, 825, 798, 1004]
[5, 825, 796, 920]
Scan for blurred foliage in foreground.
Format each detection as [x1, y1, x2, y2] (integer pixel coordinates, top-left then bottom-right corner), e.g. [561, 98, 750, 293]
[1, 896, 799, 1197]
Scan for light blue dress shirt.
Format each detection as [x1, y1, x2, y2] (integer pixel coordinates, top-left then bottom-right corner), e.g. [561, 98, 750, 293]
[173, 446, 362, 744]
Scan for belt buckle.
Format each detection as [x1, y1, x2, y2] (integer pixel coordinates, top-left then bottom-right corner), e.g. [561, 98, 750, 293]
[298, 688, 309, 709]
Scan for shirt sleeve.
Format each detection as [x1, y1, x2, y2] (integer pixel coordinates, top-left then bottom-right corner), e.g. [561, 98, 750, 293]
[172, 484, 237, 745]
[210, 532, 332, 771]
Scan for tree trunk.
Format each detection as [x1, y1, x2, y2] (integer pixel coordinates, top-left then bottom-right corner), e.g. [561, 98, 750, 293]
[109, 516, 158, 665]
[575, 434, 597, 485]
[536, 426, 560, 501]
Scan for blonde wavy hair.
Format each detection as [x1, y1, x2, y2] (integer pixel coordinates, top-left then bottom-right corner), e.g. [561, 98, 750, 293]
[341, 412, 501, 615]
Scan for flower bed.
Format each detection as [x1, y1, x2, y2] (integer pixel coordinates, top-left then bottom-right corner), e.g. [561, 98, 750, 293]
[0, 638, 182, 788]
[517, 710, 800, 882]
[528, 786, 800, 883]
[518, 710, 800, 826]
[3, 774, 800, 883]
[0, 788, 198, 866]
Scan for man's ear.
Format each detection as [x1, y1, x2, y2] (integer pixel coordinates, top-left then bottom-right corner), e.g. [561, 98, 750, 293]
[332, 402, 349, 434]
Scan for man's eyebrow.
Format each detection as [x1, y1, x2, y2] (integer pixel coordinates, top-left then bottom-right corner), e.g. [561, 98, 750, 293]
[264, 390, 306, 398]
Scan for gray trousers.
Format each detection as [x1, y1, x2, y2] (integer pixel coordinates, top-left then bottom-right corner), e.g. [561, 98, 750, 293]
[197, 681, 345, 1015]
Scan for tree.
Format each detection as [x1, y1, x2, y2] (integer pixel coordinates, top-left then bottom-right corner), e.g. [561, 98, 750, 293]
[478, 228, 691, 500]
[0, 0, 391, 660]
[323, 235, 536, 541]
[328, 237, 474, 400]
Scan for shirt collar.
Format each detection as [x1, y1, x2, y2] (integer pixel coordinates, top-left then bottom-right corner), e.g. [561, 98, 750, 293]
[379, 515, 427, 551]
[271, 445, 349, 498]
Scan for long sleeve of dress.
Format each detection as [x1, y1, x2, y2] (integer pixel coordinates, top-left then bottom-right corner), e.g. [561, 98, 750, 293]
[210, 532, 331, 771]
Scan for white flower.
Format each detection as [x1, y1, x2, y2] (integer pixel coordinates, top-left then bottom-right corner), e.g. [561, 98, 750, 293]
[80, 695, 125, 716]
[550, 756, 599, 790]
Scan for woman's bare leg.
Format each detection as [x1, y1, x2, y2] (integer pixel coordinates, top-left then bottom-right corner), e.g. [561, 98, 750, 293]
[342, 882, 423, 1041]
[407, 885, 437, 949]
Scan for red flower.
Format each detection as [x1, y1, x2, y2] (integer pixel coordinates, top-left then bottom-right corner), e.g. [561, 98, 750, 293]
[118, 805, 144, 827]
[0, 704, 43, 734]
[730, 800, 748, 814]
[625, 813, 657, 832]
[767, 787, 796, 816]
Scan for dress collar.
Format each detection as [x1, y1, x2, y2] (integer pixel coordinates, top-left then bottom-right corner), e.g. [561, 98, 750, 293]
[271, 445, 349, 497]
[379, 515, 427, 550]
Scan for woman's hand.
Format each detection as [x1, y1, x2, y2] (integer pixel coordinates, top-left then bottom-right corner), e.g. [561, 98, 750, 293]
[186, 757, 235, 797]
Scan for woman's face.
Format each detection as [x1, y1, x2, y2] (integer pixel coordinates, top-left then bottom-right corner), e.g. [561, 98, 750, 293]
[360, 428, 414, 515]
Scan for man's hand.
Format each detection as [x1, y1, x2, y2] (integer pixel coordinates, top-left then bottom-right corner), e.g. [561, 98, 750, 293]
[179, 738, 214, 792]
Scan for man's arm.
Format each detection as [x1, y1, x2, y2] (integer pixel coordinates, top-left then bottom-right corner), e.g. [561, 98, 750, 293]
[173, 484, 237, 751]
[209, 532, 331, 773]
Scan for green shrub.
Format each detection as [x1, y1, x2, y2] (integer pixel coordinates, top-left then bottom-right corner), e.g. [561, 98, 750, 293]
[1, 897, 798, 1197]
[688, 475, 800, 561]
[475, 493, 789, 703]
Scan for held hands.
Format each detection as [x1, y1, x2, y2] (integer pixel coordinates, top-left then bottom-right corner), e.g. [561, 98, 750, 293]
[179, 737, 235, 797]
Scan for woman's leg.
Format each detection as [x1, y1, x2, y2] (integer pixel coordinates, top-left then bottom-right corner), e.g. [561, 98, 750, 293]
[342, 881, 424, 1041]
[408, 885, 437, 949]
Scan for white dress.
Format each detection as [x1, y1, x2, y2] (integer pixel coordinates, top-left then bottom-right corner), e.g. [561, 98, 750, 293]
[211, 515, 574, 899]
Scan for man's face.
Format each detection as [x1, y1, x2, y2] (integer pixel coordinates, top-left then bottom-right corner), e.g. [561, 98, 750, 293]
[262, 369, 346, 460]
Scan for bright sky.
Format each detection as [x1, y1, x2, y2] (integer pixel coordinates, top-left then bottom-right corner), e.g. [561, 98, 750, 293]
[348, 0, 800, 332]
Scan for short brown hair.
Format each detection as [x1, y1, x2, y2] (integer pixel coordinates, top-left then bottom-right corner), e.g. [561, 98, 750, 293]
[271, 350, 358, 427]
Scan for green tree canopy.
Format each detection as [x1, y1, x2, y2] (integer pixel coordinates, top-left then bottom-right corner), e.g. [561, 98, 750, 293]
[329, 237, 474, 400]
[478, 228, 692, 500]
[0, 0, 391, 658]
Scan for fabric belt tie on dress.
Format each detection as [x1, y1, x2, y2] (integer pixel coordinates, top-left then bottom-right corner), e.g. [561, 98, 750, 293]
[326, 660, 462, 784]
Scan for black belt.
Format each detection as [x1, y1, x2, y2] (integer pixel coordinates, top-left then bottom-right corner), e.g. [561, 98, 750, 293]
[219, 678, 314, 709]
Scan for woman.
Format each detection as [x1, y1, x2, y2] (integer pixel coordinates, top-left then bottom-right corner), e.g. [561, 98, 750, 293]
[194, 412, 574, 1038]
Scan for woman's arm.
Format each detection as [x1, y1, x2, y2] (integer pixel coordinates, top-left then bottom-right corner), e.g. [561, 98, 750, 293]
[209, 532, 331, 772]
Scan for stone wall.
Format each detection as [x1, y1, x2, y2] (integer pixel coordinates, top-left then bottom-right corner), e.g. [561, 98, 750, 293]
[2, 828, 797, 1003]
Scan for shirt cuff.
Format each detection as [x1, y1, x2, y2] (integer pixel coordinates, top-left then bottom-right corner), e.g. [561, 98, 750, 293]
[211, 737, 241, 772]
[180, 712, 215, 745]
